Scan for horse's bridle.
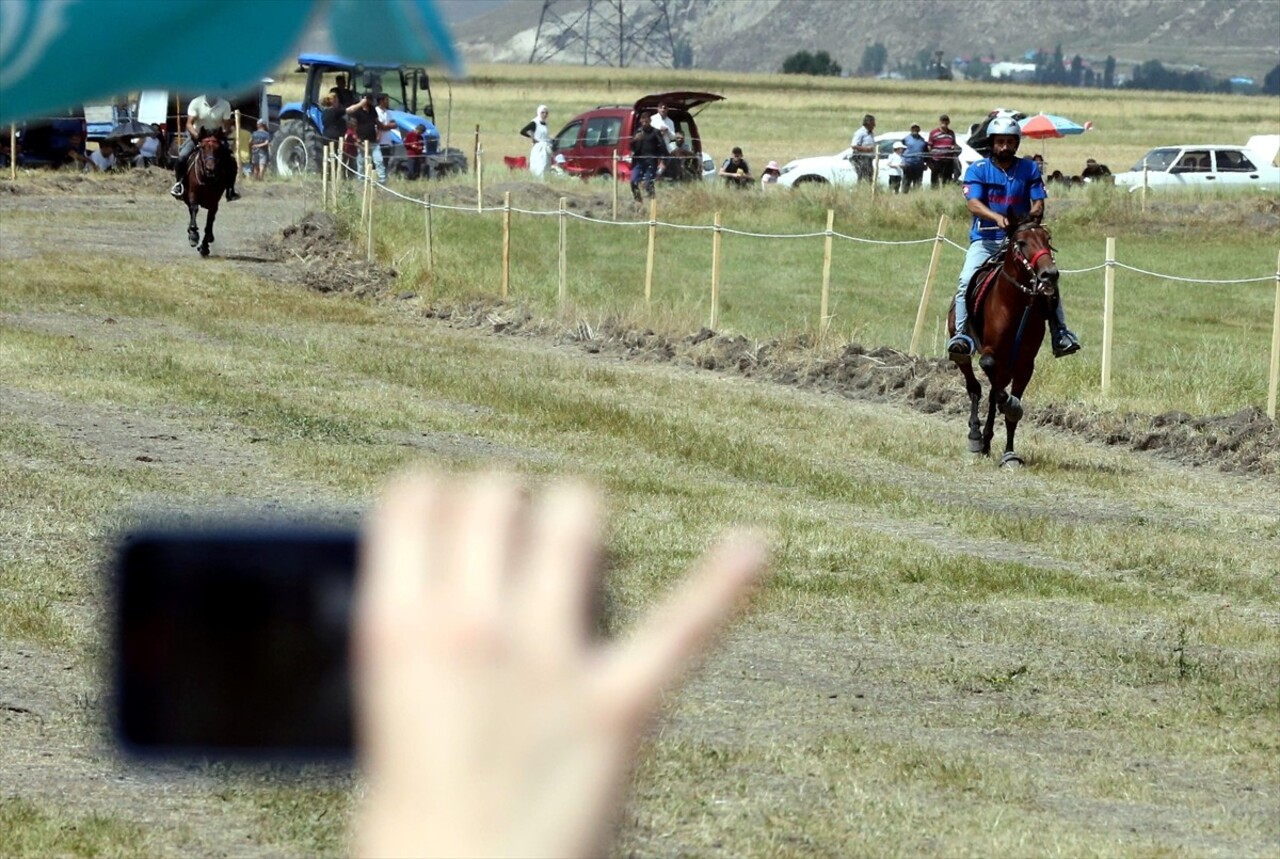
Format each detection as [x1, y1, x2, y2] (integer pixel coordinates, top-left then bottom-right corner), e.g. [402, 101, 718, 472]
[999, 224, 1057, 297]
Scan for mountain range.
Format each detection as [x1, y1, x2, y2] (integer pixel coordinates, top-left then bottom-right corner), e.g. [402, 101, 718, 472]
[447, 0, 1280, 84]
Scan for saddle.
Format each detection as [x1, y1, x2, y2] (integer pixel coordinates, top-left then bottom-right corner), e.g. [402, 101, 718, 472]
[963, 250, 1005, 321]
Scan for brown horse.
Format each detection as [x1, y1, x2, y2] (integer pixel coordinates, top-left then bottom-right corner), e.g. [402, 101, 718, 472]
[948, 216, 1059, 467]
[182, 134, 228, 257]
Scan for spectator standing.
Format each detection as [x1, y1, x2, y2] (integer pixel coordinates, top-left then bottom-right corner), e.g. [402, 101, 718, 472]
[347, 93, 386, 183]
[849, 114, 876, 183]
[760, 160, 781, 188]
[927, 114, 960, 187]
[519, 104, 553, 179]
[629, 114, 665, 201]
[649, 102, 676, 173]
[900, 124, 928, 193]
[329, 74, 359, 108]
[374, 92, 398, 173]
[250, 119, 271, 180]
[886, 141, 904, 193]
[320, 94, 347, 142]
[719, 146, 752, 188]
[403, 123, 426, 180]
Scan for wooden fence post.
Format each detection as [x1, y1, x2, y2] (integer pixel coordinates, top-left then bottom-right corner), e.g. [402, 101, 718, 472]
[474, 124, 483, 213]
[612, 149, 619, 221]
[645, 198, 658, 305]
[366, 157, 375, 263]
[233, 110, 242, 175]
[1101, 237, 1116, 396]
[820, 209, 834, 333]
[424, 191, 434, 276]
[710, 212, 722, 330]
[1267, 248, 1280, 420]
[332, 142, 340, 208]
[502, 191, 511, 299]
[8, 124, 15, 180]
[361, 141, 371, 225]
[558, 196, 567, 307]
[909, 213, 949, 356]
[321, 142, 329, 210]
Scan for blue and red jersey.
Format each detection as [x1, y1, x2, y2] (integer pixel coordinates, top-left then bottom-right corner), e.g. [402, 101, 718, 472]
[962, 157, 1047, 242]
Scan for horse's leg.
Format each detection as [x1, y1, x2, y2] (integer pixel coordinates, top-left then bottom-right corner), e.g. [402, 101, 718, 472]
[957, 362, 984, 454]
[977, 354, 1002, 457]
[1000, 357, 1036, 468]
[187, 199, 199, 247]
[201, 203, 218, 256]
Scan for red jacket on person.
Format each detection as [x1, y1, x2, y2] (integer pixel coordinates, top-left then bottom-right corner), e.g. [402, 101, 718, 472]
[404, 130, 424, 158]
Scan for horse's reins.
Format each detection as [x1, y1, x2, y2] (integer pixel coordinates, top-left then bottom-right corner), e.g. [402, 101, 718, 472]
[997, 226, 1056, 296]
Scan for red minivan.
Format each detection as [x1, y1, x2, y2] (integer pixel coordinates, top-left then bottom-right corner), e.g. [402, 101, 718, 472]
[550, 91, 723, 182]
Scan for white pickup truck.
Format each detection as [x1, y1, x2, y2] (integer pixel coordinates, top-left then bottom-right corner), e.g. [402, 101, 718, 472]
[1113, 135, 1280, 191]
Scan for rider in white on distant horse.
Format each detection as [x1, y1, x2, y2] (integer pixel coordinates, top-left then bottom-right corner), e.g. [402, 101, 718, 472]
[172, 94, 240, 202]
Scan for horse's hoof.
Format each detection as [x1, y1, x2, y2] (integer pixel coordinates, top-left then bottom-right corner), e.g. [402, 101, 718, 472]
[1000, 452, 1024, 468]
[188, 234, 198, 247]
[968, 438, 984, 454]
[199, 246, 210, 258]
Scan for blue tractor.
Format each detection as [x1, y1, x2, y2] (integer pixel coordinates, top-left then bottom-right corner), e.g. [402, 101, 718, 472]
[270, 53, 467, 179]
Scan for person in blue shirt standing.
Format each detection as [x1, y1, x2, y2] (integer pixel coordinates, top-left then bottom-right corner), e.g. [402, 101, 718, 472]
[899, 123, 928, 193]
[947, 117, 1081, 359]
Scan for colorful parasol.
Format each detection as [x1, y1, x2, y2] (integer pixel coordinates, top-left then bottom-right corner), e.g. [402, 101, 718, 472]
[1019, 113, 1088, 139]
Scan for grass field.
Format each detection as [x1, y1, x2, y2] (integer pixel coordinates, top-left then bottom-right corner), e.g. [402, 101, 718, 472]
[1, 67, 1278, 856]
[270, 62, 1280, 176]
[343, 167, 1279, 418]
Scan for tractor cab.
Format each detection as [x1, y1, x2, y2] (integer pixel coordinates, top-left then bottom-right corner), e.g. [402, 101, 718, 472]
[271, 54, 465, 178]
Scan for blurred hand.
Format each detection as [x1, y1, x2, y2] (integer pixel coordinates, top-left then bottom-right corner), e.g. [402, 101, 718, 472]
[354, 472, 767, 858]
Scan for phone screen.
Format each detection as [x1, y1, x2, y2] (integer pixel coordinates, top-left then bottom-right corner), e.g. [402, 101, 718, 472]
[112, 526, 357, 759]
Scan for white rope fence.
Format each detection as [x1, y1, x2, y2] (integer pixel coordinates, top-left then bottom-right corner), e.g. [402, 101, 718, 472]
[320, 146, 1280, 419]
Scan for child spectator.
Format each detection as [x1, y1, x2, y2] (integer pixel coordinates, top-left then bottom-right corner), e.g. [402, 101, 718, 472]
[250, 120, 271, 180]
[760, 160, 781, 188]
[887, 141, 904, 193]
[403, 123, 426, 180]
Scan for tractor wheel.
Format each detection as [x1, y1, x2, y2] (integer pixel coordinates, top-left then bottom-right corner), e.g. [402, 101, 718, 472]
[270, 119, 324, 178]
[435, 147, 468, 177]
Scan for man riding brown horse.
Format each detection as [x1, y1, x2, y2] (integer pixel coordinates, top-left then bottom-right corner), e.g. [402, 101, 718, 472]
[947, 116, 1079, 360]
[171, 93, 240, 203]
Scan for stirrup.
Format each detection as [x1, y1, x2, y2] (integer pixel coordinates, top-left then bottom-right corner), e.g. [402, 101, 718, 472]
[170, 181, 184, 197]
[1052, 332, 1081, 358]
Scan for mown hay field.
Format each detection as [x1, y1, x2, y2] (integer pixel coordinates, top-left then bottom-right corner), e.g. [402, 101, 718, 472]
[272, 61, 1280, 176]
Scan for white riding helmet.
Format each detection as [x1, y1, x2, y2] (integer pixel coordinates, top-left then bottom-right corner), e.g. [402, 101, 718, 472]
[987, 117, 1022, 138]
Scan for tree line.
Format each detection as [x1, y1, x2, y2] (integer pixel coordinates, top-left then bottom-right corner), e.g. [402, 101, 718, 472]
[779, 43, 1280, 96]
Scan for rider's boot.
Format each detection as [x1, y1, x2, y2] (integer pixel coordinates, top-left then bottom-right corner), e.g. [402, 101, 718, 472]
[947, 293, 975, 358]
[1048, 296, 1081, 358]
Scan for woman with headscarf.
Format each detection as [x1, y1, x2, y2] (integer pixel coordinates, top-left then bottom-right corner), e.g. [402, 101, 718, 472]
[519, 105, 553, 179]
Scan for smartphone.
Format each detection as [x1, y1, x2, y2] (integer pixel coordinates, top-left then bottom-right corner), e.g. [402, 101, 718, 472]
[111, 525, 358, 760]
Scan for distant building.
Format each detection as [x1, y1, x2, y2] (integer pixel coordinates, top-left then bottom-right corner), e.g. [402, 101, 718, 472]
[990, 61, 1037, 82]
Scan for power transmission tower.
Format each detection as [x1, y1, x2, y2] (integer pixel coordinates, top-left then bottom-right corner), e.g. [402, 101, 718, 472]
[529, 0, 677, 68]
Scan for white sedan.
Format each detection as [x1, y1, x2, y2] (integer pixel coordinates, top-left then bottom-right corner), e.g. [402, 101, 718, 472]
[777, 132, 980, 189]
[1113, 136, 1280, 192]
